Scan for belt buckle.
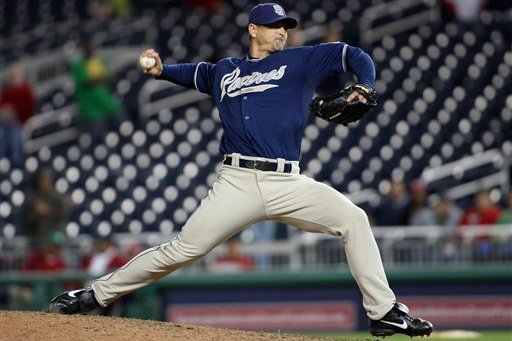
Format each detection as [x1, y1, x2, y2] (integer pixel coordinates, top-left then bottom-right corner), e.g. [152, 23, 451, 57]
[246, 160, 259, 170]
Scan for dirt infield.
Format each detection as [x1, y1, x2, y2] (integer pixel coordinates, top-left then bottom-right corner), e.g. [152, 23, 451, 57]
[0, 310, 372, 341]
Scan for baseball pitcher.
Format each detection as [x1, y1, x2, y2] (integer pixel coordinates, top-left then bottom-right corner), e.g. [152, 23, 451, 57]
[49, 3, 433, 337]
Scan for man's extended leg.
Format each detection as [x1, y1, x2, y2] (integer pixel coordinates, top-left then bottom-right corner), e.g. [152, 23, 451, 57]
[49, 166, 265, 312]
[260, 172, 432, 337]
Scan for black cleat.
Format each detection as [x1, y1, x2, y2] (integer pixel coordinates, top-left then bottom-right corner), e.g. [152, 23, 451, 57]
[48, 288, 102, 315]
[369, 302, 433, 337]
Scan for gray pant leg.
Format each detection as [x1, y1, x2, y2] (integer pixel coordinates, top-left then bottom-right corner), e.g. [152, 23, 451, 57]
[91, 167, 264, 306]
[261, 173, 395, 320]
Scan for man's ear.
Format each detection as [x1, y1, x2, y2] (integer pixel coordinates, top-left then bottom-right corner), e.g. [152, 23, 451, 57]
[248, 23, 258, 38]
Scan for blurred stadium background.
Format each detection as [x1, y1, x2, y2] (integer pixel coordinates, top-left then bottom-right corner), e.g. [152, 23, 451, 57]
[1, 0, 511, 334]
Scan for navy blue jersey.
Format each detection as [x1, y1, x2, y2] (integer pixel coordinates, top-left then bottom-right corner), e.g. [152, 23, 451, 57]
[159, 42, 375, 160]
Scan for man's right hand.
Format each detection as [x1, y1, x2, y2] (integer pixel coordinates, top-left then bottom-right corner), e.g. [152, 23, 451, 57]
[139, 49, 163, 77]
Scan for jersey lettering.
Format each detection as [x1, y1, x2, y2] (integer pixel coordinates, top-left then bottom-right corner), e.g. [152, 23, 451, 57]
[220, 65, 287, 101]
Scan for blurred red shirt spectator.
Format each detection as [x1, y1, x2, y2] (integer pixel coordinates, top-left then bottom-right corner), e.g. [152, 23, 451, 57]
[209, 237, 254, 273]
[0, 64, 35, 164]
[458, 190, 501, 244]
[22, 232, 67, 272]
[459, 190, 501, 225]
[185, 0, 220, 12]
[0, 64, 35, 124]
[82, 237, 128, 277]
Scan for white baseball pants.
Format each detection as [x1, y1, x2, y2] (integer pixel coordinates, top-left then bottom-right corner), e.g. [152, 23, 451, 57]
[91, 154, 396, 319]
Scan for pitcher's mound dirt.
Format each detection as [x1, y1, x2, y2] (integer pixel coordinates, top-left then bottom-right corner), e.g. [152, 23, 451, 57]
[0, 310, 368, 341]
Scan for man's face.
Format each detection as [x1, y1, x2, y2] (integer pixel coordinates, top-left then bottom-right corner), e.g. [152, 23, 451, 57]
[475, 192, 491, 210]
[250, 22, 288, 53]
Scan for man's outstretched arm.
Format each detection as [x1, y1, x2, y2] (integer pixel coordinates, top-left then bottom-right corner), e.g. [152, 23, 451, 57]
[139, 49, 215, 95]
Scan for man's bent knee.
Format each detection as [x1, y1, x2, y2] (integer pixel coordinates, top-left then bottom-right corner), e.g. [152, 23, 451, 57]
[331, 205, 371, 236]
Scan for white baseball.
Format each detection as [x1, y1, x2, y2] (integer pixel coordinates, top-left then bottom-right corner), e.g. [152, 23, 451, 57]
[139, 56, 156, 69]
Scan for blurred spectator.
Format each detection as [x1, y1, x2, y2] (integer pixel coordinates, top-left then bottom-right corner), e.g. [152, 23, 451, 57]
[246, 220, 277, 271]
[82, 237, 128, 277]
[184, 0, 221, 12]
[209, 235, 254, 273]
[71, 39, 121, 138]
[0, 64, 36, 165]
[81, 236, 129, 316]
[458, 190, 502, 253]
[81, 236, 130, 316]
[89, 0, 132, 19]
[125, 241, 144, 260]
[13, 231, 67, 311]
[371, 180, 410, 226]
[410, 195, 463, 262]
[406, 180, 430, 226]
[20, 167, 74, 249]
[442, 0, 486, 22]
[417, 195, 463, 228]
[0, 64, 35, 125]
[459, 190, 501, 226]
[88, 0, 113, 19]
[109, 0, 132, 15]
[22, 231, 67, 272]
[497, 190, 512, 224]
[492, 191, 512, 260]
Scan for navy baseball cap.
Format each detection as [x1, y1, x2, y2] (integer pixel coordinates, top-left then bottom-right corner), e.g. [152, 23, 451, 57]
[249, 3, 298, 29]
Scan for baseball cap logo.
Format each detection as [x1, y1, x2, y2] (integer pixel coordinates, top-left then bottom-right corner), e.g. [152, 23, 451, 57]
[248, 3, 298, 29]
[273, 4, 285, 16]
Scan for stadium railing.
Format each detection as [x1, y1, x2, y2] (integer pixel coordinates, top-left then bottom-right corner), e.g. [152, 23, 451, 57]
[1, 224, 511, 273]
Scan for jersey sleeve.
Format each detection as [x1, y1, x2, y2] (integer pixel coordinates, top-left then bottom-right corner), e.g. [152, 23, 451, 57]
[302, 43, 376, 88]
[345, 46, 376, 88]
[302, 42, 348, 87]
[158, 62, 216, 95]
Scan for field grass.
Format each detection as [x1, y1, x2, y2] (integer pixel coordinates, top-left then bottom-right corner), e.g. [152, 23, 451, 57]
[313, 330, 512, 341]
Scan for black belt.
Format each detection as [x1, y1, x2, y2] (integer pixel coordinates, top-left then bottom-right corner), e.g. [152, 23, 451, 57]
[223, 156, 292, 173]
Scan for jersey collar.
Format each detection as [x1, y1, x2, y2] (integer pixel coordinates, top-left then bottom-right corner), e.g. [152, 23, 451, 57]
[246, 55, 263, 62]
